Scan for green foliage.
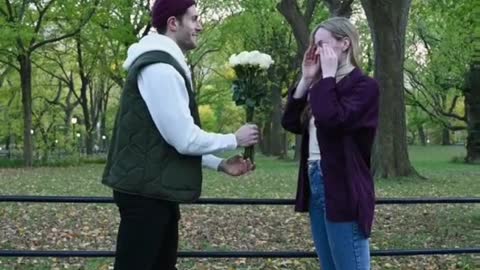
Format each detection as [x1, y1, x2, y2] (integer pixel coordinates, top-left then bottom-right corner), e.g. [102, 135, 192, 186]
[405, 0, 475, 132]
[231, 66, 270, 110]
[198, 105, 217, 132]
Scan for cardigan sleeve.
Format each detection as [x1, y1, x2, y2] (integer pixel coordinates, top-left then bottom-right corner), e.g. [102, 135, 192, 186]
[309, 77, 379, 130]
[281, 87, 308, 134]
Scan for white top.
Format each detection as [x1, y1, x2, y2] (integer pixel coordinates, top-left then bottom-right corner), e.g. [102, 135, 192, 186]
[308, 117, 321, 161]
[122, 33, 237, 170]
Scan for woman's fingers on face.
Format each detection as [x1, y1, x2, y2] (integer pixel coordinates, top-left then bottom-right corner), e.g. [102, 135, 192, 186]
[309, 46, 315, 59]
[328, 46, 336, 56]
[326, 46, 333, 55]
[319, 47, 325, 58]
[305, 47, 315, 61]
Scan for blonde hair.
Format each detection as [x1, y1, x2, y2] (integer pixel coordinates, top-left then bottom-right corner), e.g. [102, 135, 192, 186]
[301, 17, 362, 125]
[310, 17, 361, 68]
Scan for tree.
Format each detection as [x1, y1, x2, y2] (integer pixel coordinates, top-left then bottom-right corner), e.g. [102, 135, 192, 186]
[191, 0, 302, 157]
[466, 3, 480, 163]
[0, 0, 99, 166]
[95, 0, 152, 88]
[360, 0, 418, 178]
[233, 0, 300, 157]
[405, 0, 478, 159]
[0, 77, 21, 158]
[276, 0, 323, 160]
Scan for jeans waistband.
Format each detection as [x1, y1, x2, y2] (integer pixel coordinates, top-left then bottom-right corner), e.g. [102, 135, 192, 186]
[308, 159, 321, 169]
[308, 159, 320, 164]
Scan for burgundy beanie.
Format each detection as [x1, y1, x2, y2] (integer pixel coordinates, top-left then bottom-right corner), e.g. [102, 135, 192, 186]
[151, 0, 196, 29]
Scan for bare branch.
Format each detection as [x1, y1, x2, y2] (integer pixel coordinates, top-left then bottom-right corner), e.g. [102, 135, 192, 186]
[18, 0, 29, 21]
[5, 0, 14, 18]
[32, 60, 69, 84]
[405, 69, 468, 127]
[323, 0, 354, 18]
[0, 6, 8, 17]
[33, 0, 56, 36]
[141, 23, 152, 37]
[277, 0, 310, 52]
[439, 111, 466, 122]
[190, 48, 220, 67]
[30, 0, 100, 51]
[0, 58, 20, 72]
[305, 0, 318, 24]
[405, 88, 453, 129]
[0, 66, 13, 88]
[447, 95, 459, 114]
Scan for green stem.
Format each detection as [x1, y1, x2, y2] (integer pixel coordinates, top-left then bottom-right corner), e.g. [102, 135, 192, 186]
[244, 107, 255, 163]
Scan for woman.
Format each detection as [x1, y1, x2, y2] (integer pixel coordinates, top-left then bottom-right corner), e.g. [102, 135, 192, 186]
[282, 17, 379, 270]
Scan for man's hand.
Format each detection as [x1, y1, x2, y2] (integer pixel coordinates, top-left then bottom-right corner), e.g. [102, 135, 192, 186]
[218, 155, 255, 177]
[235, 124, 259, 147]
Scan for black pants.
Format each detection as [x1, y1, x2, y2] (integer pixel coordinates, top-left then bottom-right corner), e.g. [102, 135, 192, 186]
[113, 190, 180, 270]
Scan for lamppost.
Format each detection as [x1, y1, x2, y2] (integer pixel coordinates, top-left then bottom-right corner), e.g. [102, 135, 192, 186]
[71, 117, 77, 152]
[101, 135, 107, 152]
[76, 132, 81, 153]
[30, 129, 35, 159]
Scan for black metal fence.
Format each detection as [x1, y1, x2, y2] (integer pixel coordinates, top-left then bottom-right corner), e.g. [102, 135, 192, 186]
[1, 196, 479, 258]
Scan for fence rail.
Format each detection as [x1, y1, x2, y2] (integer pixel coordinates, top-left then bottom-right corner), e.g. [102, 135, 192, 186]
[1, 195, 479, 258]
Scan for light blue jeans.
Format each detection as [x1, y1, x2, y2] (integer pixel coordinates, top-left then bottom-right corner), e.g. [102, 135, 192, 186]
[308, 160, 371, 270]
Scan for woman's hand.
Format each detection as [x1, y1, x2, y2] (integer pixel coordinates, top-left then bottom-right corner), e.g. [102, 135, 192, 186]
[301, 45, 321, 82]
[319, 44, 338, 79]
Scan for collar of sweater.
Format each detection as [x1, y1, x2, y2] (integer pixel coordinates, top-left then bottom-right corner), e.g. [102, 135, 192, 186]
[336, 61, 355, 82]
[122, 33, 191, 81]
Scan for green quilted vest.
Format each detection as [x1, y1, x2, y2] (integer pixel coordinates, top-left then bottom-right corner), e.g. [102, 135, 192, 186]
[102, 51, 202, 202]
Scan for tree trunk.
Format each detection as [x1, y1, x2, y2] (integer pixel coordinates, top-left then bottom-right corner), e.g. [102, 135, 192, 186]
[100, 90, 110, 152]
[281, 130, 288, 159]
[277, 0, 353, 162]
[76, 37, 94, 155]
[441, 128, 451, 145]
[418, 125, 426, 146]
[361, 0, 418, 178]
[64, 81, 79, 132]
[465, 60, 480, 163]
[270, 85, 284, 156]
[324, 0, 354, 17]
[294, 135, 302, 161]
[19, 54, 33, 167]
[276, 0, 318, 162]
[79, 82, 94, 155]
[100, 113, 107, 151]
[85, 132, 94, 155]
[6, 123, 13, 159]
[260, 121, 272, 156]
[276, 0, 311, 54]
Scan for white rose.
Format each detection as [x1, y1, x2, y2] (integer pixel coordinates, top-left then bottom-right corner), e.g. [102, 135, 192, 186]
[228, 54, 239, 67]
[258, 54, 274, 69]
[237, 51, 249, 65]
[229, 51, 273, 69]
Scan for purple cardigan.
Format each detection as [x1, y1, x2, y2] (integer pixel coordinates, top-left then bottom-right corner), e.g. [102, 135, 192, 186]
[281, 68, 379, 237]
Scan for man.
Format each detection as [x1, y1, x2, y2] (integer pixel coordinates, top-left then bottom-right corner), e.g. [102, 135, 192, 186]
[101, 0, 259, 269]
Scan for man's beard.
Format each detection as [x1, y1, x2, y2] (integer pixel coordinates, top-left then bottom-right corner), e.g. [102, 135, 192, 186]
[178, 34, 196, 51]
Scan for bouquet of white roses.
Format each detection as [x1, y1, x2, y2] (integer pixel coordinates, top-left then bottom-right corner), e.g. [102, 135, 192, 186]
[228, 50, 274, 162]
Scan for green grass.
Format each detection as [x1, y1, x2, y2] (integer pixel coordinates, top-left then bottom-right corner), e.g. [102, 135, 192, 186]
[1, 145, 479, 198]
[0, 145, 479, 269]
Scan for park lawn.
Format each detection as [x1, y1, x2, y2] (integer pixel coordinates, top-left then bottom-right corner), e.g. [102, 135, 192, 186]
[0, 145, 479, 269]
